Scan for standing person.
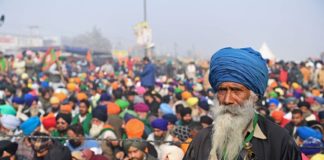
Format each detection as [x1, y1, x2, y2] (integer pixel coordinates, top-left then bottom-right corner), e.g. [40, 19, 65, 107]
[184, 47, 301, 160]
[0, 51, 8, 73]
[127, 55, 134, 77]
[185, 61, 196, 81]
[140, 57, 155, 91]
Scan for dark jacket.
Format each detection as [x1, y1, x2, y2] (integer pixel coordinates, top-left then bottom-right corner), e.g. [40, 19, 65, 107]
[140, 63, 155, 88]
[183, 114, 302, 160]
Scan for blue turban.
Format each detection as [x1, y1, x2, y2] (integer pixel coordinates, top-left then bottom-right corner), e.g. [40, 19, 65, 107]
[20, 116, 41, 135]
[92, 105, 108, 122]
[301, 137, 323, 155]
[99, 93, 111, 102]
[12, 97, 25, 105]
[297, 126, 323, 140]
[162, 114, 178, 124]
[41, 81, 50, 89]
[151, 118, 168, 131]
[24, 94, 38, 107]
[268, 98, 280, 107]
[209, 47, 268, 98]
[159, 103, 174, 115]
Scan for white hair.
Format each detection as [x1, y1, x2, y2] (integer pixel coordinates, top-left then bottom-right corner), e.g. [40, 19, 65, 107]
[209, 91, 258, 160]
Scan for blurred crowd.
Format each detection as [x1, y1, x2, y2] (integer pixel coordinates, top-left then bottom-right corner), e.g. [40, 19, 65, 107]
[0, 50, 323, 160]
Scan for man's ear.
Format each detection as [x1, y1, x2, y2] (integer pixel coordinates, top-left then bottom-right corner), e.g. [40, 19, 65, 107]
[144, 147, 149, 153]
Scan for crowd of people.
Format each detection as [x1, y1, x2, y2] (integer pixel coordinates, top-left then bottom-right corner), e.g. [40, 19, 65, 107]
[0, 49, 323, 160]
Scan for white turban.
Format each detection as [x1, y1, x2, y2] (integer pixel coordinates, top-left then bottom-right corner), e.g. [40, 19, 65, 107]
[0, 115, 21, 130]
[161, 145, 184, 160]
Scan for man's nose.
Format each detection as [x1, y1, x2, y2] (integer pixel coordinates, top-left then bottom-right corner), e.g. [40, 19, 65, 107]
[223, 91, 234, 105]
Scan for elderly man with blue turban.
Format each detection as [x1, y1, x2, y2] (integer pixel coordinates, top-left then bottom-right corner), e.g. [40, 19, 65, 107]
[184, 48, 301, 160]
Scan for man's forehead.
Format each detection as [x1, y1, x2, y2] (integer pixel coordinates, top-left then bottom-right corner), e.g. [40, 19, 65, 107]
[218, 82, 249, 89]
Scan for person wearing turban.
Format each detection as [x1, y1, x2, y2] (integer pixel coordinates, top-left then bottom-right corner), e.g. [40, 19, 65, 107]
[71, 100, 92, 135]
[49, 96, 60, 116]
[16, 117, 41, 160]
[123, 138, 157, 160]
[147, 118, 173, 159]
[298, 101, 317, 122]
[90, 106, 118, 159]
[178, 107, 193, 126]
[0, 115, 20, 140]
[51, 113, 72, 144]
[184, 47, 301, 160]
[161, 145, 184, 160]
[0, 140, 18, 160]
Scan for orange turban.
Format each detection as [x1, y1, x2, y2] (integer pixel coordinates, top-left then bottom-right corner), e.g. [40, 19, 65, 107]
[107, 102, 121, 115]
[76, 92, 88, 101]
[60, 104, 72, 113]
[53, 93, 67, 102]
[111, 82, 119, 90]
[74, 77, 81, 84]
[271, 111, 284, 123]
[67, 83, 77, 92]
[181, 91, 192, 100]
[125, 119, 145, 139]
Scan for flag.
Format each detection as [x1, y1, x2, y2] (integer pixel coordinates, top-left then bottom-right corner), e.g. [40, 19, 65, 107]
[42, 48, 61, 71]
[86, 49, 93, 63]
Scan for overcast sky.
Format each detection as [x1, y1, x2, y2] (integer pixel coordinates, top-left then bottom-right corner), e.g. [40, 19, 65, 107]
[1, 0, 324, 60]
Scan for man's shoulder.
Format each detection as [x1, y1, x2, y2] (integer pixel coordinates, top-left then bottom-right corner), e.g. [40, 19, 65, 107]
[258, 115, 291, 139]
[191, 126, 213, 145]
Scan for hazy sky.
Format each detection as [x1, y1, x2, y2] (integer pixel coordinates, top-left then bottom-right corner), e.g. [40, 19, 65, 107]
[1, 0, 324, 60]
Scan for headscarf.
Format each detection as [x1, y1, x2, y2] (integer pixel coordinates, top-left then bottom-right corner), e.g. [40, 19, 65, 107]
[268, 98, 280, 107]
[161, 145, 184, 160]
[92, 106, 108, 122]
[0, 140, 18, 156]
[42, 116, 56, 131]
[20, 116, 41, 135]
[0, 104, 17, 116]
[186, 97, 199, 107]
[159, 103, 174, 115]
[123, 138, 146, 152]
[301, 137, 323, 155]
[125, 119, 145, 139]
[209, 47, 268, 98]
[107, 102, 121, 115]
[115, 99, 130, 111]
[0, 115, 20, 130]
[134, 103, 149, 113]
[162, 114, 178, 125]
[297, 126, 323, 140]
[151, 118, 168, 131]
[56, 113, 72, 125]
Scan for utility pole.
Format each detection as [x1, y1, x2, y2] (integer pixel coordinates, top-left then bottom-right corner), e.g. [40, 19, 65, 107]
[143, 0, 147, 22]
[143, 0, 148, 57]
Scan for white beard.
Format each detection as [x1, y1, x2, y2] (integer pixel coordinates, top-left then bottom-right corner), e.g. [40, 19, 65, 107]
[90, 122, 104, 138]
[209, 92, 257, 160]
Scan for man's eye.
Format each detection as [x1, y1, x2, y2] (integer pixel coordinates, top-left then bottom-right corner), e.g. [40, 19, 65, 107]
[218, 88, 227, 91]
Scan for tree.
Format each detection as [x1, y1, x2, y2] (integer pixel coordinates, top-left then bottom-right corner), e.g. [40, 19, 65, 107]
[62, 27, 112, 52]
